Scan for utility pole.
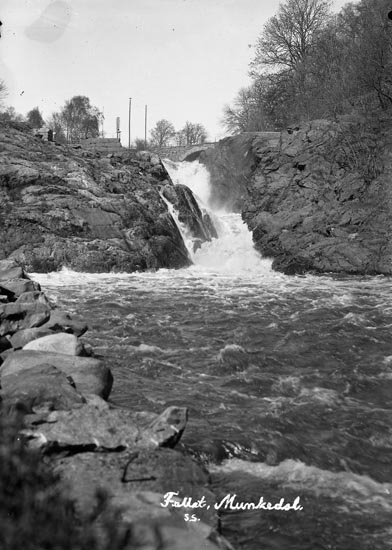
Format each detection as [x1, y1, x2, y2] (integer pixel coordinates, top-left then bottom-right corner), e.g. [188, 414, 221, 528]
[144, 104, 148, 148]
[128, 97, 132, 148]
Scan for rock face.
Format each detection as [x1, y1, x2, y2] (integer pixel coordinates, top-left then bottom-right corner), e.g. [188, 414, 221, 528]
[242, 119, 392, 274]
[202, 120, 392, 274]
[199, 132, 279, 212]
[173, 184, 218, 241]
[162, 182, 218, 249]
[0, 124, 191, 272]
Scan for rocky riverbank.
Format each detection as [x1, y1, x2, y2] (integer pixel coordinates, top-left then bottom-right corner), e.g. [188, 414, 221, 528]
[0, 257, 233, 550]
[201, 118, 392, 275]
[0, 123, 215, 273]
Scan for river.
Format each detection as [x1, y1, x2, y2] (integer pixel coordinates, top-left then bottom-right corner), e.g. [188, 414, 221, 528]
[34, 160, 392, 550]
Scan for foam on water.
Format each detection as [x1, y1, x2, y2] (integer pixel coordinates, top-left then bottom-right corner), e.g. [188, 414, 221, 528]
[30, 160, 392, 549]
[162, 159, 280, 278]
[211, 458, 392, 510]
[163, 159, 212, 206]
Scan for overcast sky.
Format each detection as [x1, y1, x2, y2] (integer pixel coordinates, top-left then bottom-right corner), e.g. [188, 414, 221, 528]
[1, 0, 350, 144]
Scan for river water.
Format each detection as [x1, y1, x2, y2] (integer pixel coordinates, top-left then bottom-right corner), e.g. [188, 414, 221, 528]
[34, 161, 392, 550]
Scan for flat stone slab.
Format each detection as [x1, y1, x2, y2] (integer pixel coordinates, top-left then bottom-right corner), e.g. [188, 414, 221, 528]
[0, 350, 112, 399]
[22, 401, 187, 452]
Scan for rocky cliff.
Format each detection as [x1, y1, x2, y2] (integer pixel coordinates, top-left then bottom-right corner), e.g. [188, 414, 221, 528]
[205, 119, 392, 275]
[0, 124, 198, 273]
[199, 132, 279, 212]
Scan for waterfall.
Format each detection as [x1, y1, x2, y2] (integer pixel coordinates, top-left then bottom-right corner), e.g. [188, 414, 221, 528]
[159, 191, 195, 260]
[163, 160, 274, 276]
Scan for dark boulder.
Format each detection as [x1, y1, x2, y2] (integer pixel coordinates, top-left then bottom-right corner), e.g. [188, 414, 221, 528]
[161, 182, 218, 250]
[40, 309, 88, 336]
[0, 335, 11, 353]
[0, 350, 113, 399]
[0, 302, 51, 336]
[1, 363, 85, 413]
[173, 184, 218, 241]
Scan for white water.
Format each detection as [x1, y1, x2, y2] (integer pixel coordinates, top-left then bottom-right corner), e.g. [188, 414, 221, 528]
[163, 159, 275, 277]
[31, 160, 392, 549]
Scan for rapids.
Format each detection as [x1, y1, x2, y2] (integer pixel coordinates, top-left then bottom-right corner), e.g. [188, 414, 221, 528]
[33, 160, 392, 550]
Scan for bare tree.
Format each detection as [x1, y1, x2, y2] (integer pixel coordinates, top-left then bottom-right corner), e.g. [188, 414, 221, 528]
[251, 0, 331, 75]
[222, 0, 392, 134]
[222, 83, 278, 134]
[47, 112, 67, 143]
[222, 74, 295, 134]
[246, 0, 331, 125]
[175, 130, 187, 146]
[150, 119, 176, 147]
[179, 121, 208, 145]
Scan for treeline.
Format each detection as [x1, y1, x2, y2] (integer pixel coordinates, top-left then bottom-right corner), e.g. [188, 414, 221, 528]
[144, 118, 208, 150]
[223, 0, 392, 133]
[0, 92, 101, 144]
[0, 84, 207, 149]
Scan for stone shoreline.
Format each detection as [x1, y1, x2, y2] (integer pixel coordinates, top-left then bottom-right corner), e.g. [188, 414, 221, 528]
[0, 258, 234, 550]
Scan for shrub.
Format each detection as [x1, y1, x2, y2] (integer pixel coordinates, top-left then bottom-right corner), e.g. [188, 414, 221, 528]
[0, 412, 130, 550]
